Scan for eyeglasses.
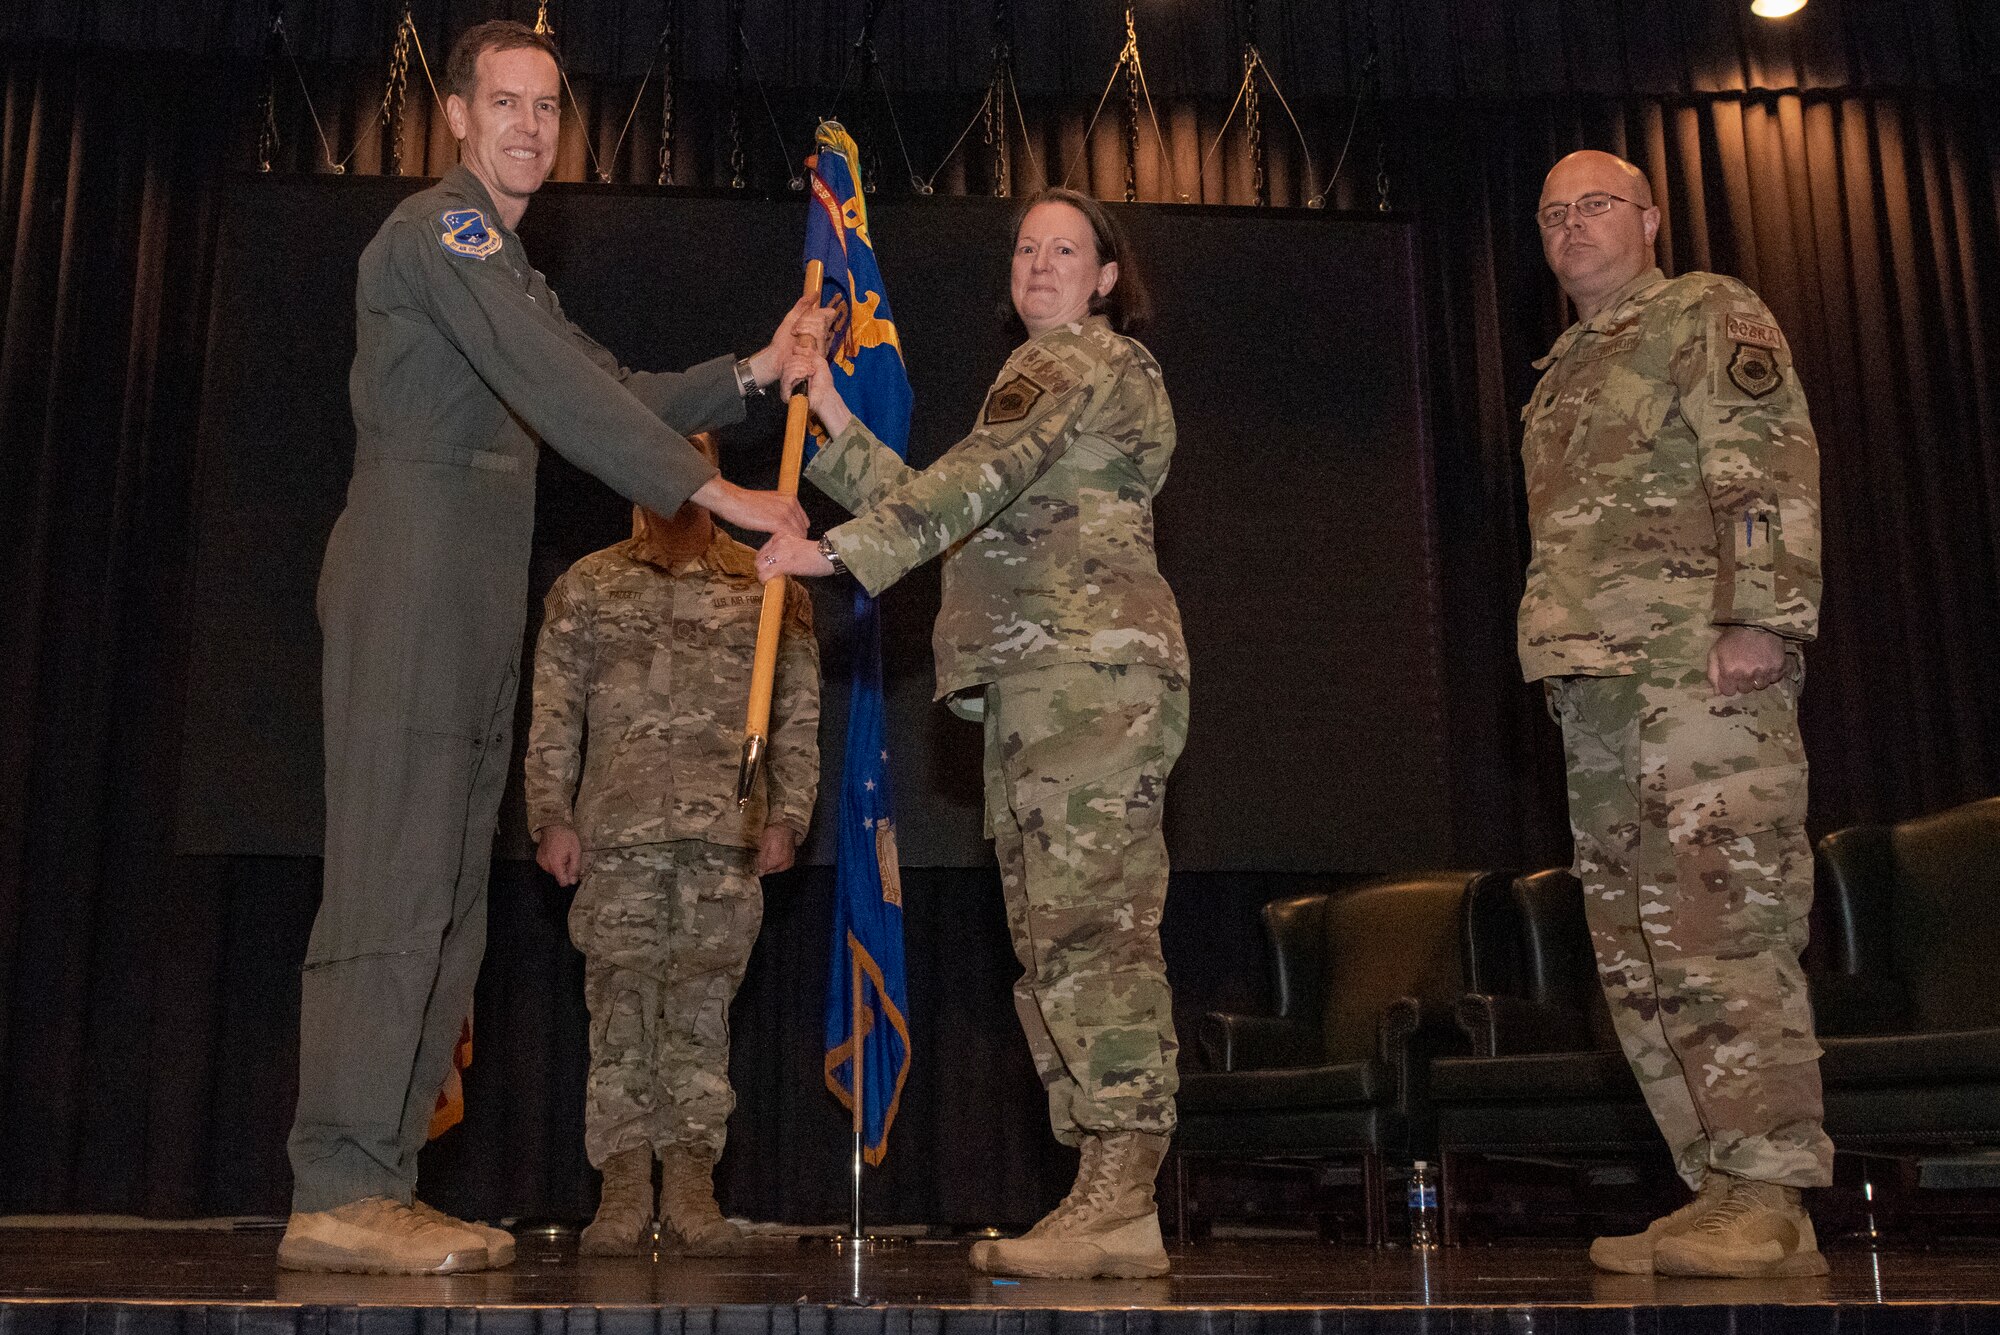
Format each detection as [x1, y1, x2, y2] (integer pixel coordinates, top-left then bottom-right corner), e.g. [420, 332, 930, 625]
[1536, 193, 1639, 230]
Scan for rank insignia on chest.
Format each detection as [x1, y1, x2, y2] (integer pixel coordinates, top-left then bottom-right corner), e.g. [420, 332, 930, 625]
[438, 209, 502, 259]
[1727, 342, 1783, 398]
[983, 372, 1045, 425]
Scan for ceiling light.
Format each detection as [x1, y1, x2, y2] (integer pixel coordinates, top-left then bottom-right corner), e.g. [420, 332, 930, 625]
[1751, 0, 1807, 17]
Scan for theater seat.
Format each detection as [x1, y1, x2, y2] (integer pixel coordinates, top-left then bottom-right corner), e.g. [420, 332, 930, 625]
[1429, 869, 1655, 1241]
[1174, 872, 1501, 1245]
[1813, 796, 2000, 1151]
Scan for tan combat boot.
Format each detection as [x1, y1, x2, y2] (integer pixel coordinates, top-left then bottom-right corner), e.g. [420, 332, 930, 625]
[1588, 1172, 1734, 1275]
[1653, 1178, 1828, 1278]
[411, 1201, 516, 1267]
[580, 1146, 656, 1256]
[969, 1131, 1171, 1279]
[277, 1195, 489, 1274]
[1020, 1137, 1105, 1238]
[657, 1143, 749, 1256]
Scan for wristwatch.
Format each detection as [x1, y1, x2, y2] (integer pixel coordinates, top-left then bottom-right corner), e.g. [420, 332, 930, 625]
[733, 357, 765, 399]
[818, 537, 847, 575]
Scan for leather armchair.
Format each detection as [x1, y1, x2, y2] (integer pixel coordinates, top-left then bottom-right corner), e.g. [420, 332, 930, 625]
[1174, 872, 1502, 1244]
[1812, 796, 2000, 1150]
[1430, 869, 1656, 1242]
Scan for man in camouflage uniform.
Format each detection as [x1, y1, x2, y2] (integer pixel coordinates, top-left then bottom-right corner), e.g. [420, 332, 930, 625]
[1521, 151, 1829, 1279]
[758, 191, 1187, 1280]
[526, 433, 819, 1257]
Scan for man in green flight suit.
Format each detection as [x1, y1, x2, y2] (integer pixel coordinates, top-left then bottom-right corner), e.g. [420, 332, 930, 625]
[1520, 151, 1829, 1280]
[280, 20, 822, 1276]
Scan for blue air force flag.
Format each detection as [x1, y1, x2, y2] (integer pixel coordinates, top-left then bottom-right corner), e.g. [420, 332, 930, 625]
[810, 122, 914, 1166]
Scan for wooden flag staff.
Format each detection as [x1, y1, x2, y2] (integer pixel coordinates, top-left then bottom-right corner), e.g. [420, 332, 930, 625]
[737, 259, 827, 806]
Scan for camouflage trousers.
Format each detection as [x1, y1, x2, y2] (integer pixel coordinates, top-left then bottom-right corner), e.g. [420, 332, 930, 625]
[567, 840, 763, 1167]
[1551, 661, 1833, 1189]
[982, 662, 1188, 1145]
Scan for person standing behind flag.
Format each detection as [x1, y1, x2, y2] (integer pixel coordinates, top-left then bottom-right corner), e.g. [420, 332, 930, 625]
[760, 188, 1188, 1280]
[526, 432, 820, 1257]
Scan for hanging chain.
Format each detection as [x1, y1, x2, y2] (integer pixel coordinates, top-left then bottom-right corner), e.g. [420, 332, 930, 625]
[267, 0, 442, 177]
[727, 0, 747, 188]
[1243, 52, 1264, 205]
[657, 2, 676, 185]
[985, 0, 1012, 197]
[382, 8, 413, 175]
[1242, 0, 1264, 204]
[256, 84, 280, 172]
[255, 3, 283, 172]
[533, 0, 552, 35]
[1366, 8, 1388, 211]
[1122, 5, 1139, 202]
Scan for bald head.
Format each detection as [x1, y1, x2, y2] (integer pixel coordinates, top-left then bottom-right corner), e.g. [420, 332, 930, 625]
[1538, 151, 1662, 320]
[1544, 151, 1654, 209]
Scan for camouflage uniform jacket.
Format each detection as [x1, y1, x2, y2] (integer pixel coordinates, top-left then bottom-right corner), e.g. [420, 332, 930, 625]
[525, 529, 819, 850]
[809, 315, 1188, 710]
[1518, 267, 1822, 682]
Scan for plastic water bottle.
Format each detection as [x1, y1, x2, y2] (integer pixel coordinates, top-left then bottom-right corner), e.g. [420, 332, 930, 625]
[1407, 1160, 1439, 1249]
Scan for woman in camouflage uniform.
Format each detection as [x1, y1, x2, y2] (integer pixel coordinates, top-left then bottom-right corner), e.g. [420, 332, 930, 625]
[759, 189, 1188, 1280]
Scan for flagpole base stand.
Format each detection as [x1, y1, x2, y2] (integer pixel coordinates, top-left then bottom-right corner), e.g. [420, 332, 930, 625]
[826, 1233, 908, 1251]
[510, 1220, 577, 1243]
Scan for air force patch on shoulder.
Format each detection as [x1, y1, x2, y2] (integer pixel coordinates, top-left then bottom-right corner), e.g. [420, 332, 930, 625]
[983, 344, 1083, 426]
[1724, 312, 1782, 350]
[438, 209, 502, 259]
[983, 372, 1045, 426]
[1727, 342, 1783, 398]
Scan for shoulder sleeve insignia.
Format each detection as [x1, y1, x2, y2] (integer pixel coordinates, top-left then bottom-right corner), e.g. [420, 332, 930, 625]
[1013, 344, 1084, 398]
[1724, 311, 1782, 350]
[438, 209, 502, 260]
[1726, 342, 1783, 398]
[982, 371, 1046, 426]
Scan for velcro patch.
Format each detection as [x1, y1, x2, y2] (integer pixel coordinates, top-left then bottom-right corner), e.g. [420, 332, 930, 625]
[1727, 342, 1783, 398]
[983, 372, 1046, 425]
[438, 209, 502, 260]
[1574, 331, 1641, 365]
[1012, 344, 1084, 399]
[1724, 312, 1781, 350]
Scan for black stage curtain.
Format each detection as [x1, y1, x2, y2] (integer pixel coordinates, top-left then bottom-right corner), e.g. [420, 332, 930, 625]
[9, 0, 1996, 97]
[2, 37, 1997, 1218]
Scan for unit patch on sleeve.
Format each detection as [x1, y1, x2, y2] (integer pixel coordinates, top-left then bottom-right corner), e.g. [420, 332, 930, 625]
[438, 209, 503, 260]
[983, 372, 1046, 425]
[1727, 342, 1783, 398]
[1012, 345, 1083, 398]
[1724, 312, 1782, 350]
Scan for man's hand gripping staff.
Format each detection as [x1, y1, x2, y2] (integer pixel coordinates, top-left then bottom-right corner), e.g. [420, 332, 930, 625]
[738, 260, 827, 807]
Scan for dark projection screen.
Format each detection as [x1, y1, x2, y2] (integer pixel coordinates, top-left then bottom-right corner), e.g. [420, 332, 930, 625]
[177, 176, 1449, 871]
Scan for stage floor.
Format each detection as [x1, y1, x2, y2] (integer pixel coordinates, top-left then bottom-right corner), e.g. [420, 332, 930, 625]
[2, 1227, 1997, 1333]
